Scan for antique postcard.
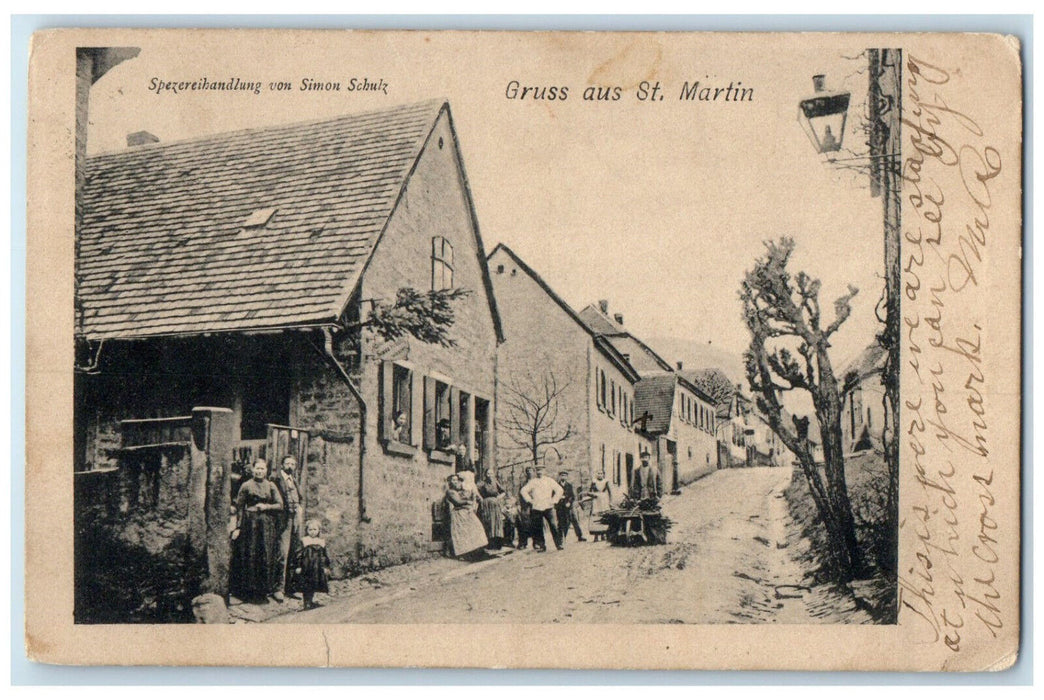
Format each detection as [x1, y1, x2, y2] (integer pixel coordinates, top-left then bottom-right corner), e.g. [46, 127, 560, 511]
[24, 29, 1022, 670]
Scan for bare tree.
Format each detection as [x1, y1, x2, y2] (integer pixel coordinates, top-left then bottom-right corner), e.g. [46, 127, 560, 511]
[740, 237, 865, 582]
[499, 370, 574, 466]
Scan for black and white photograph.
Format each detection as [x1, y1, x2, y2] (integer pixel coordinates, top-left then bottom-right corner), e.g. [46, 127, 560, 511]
[26, 29, 1022, 669]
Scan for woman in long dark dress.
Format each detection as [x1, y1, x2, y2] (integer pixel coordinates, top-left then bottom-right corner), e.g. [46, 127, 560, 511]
[477, 473, 505, 549]
[229, 459, 284, 602]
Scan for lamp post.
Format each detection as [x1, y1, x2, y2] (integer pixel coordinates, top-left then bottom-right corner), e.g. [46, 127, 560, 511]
[798, 74, 851, 154]
[798, 50, 902, 580]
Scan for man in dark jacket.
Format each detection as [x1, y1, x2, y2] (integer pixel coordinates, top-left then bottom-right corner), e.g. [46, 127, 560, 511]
[556, 470, 587, 544]
[272, 454, 303, 601]
[630, 451, 662, 501]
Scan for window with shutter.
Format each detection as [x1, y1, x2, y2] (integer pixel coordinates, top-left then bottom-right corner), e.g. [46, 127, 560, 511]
[436, 381, 452, 450]
[423, 376, 437, 450]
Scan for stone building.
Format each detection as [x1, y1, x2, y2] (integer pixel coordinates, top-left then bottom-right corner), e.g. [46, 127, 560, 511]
[74, 100, 503, 619]
[487, 244, 647, 495]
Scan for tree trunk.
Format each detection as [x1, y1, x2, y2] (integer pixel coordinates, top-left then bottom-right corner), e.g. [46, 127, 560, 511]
[814, 348, 865, 581]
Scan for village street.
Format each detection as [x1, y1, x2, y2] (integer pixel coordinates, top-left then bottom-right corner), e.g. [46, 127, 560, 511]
[269, 467, 871, 625]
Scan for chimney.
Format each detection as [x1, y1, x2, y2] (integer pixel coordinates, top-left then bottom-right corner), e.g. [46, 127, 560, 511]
[127, 130, 159, 147]
[676, 361, 683, 370]
[613, 313, 624, 326]
[598, 299, 609, 314]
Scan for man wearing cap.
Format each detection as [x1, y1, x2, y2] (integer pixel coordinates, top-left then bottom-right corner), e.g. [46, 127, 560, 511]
[630, 450, 662, 501]
[556, 470, 587, 544]
[519, 464, 564, 552]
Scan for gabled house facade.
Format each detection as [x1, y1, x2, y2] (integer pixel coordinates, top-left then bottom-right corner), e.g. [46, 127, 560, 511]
[633, 372, 719, 490]
[840, 343, 888, 455]
[578, 303, 717, 490]
[487, 245, 647, 495]
[75, 100, 504, 600]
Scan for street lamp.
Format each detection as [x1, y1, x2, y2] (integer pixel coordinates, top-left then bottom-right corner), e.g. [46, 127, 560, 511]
[798, 74, 851, 154]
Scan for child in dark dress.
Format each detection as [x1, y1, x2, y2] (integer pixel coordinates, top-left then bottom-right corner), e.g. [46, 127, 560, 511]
[289, 519, 331, 610]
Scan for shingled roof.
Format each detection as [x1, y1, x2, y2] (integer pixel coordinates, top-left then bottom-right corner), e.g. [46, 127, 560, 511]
[577, 305, 674, 375]
[841, 342, 887, 381]
[77, 100, 492, 341]
[634, 373, 677, 434]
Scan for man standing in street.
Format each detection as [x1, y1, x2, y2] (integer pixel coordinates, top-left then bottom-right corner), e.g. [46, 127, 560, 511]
[556, 470, 587, 544]
[520, 464, 563, 552]
[630, 450, 662, 501]
[273, 454, 304, 601]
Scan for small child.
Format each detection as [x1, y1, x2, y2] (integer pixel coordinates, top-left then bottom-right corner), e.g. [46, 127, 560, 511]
[288, 519, 331, 610]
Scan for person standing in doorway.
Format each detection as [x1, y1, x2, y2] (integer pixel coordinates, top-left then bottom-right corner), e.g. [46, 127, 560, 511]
[520, 464, 563, 552]
[556, 470, 587, 544]
[272, 454, 303, 601]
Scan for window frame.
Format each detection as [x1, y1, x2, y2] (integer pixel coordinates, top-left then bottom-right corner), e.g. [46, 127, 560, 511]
[381, 361, 419, 456]
[431, 236, 455, 291]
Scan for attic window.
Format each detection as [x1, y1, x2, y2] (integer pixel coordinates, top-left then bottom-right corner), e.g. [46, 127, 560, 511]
[243, 207, 277, 228]
[431, 236, 454, 291]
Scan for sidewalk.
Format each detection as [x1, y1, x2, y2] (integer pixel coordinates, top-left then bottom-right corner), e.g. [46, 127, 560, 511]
[228, 546, 521, 624]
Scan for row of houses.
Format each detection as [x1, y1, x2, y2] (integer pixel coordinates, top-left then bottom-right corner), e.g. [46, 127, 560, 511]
[71, 95, 803, 617]
[488, 245, 720, 497]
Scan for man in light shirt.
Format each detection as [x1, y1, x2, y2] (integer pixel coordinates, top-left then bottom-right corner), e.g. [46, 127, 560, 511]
[520, 464, 564, 552]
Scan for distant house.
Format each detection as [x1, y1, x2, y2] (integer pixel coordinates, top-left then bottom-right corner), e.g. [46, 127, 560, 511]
[714, 389, 792, 468]
[75, 100, 504, 585]
[715, 388, 752, 467]
[840, 343, 888, 455]
[487, 245, 646, 496]
[578, 303, 717, 490]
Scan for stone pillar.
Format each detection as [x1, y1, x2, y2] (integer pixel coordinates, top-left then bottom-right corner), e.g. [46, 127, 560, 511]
[191, 407, 234, 595]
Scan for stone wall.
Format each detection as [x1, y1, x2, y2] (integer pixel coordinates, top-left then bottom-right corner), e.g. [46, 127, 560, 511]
[74, 408, 231, 623]
[288, 340, 363, 578]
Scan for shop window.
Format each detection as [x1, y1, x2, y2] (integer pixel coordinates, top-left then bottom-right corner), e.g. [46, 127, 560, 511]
[431, 236, 454, 291]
